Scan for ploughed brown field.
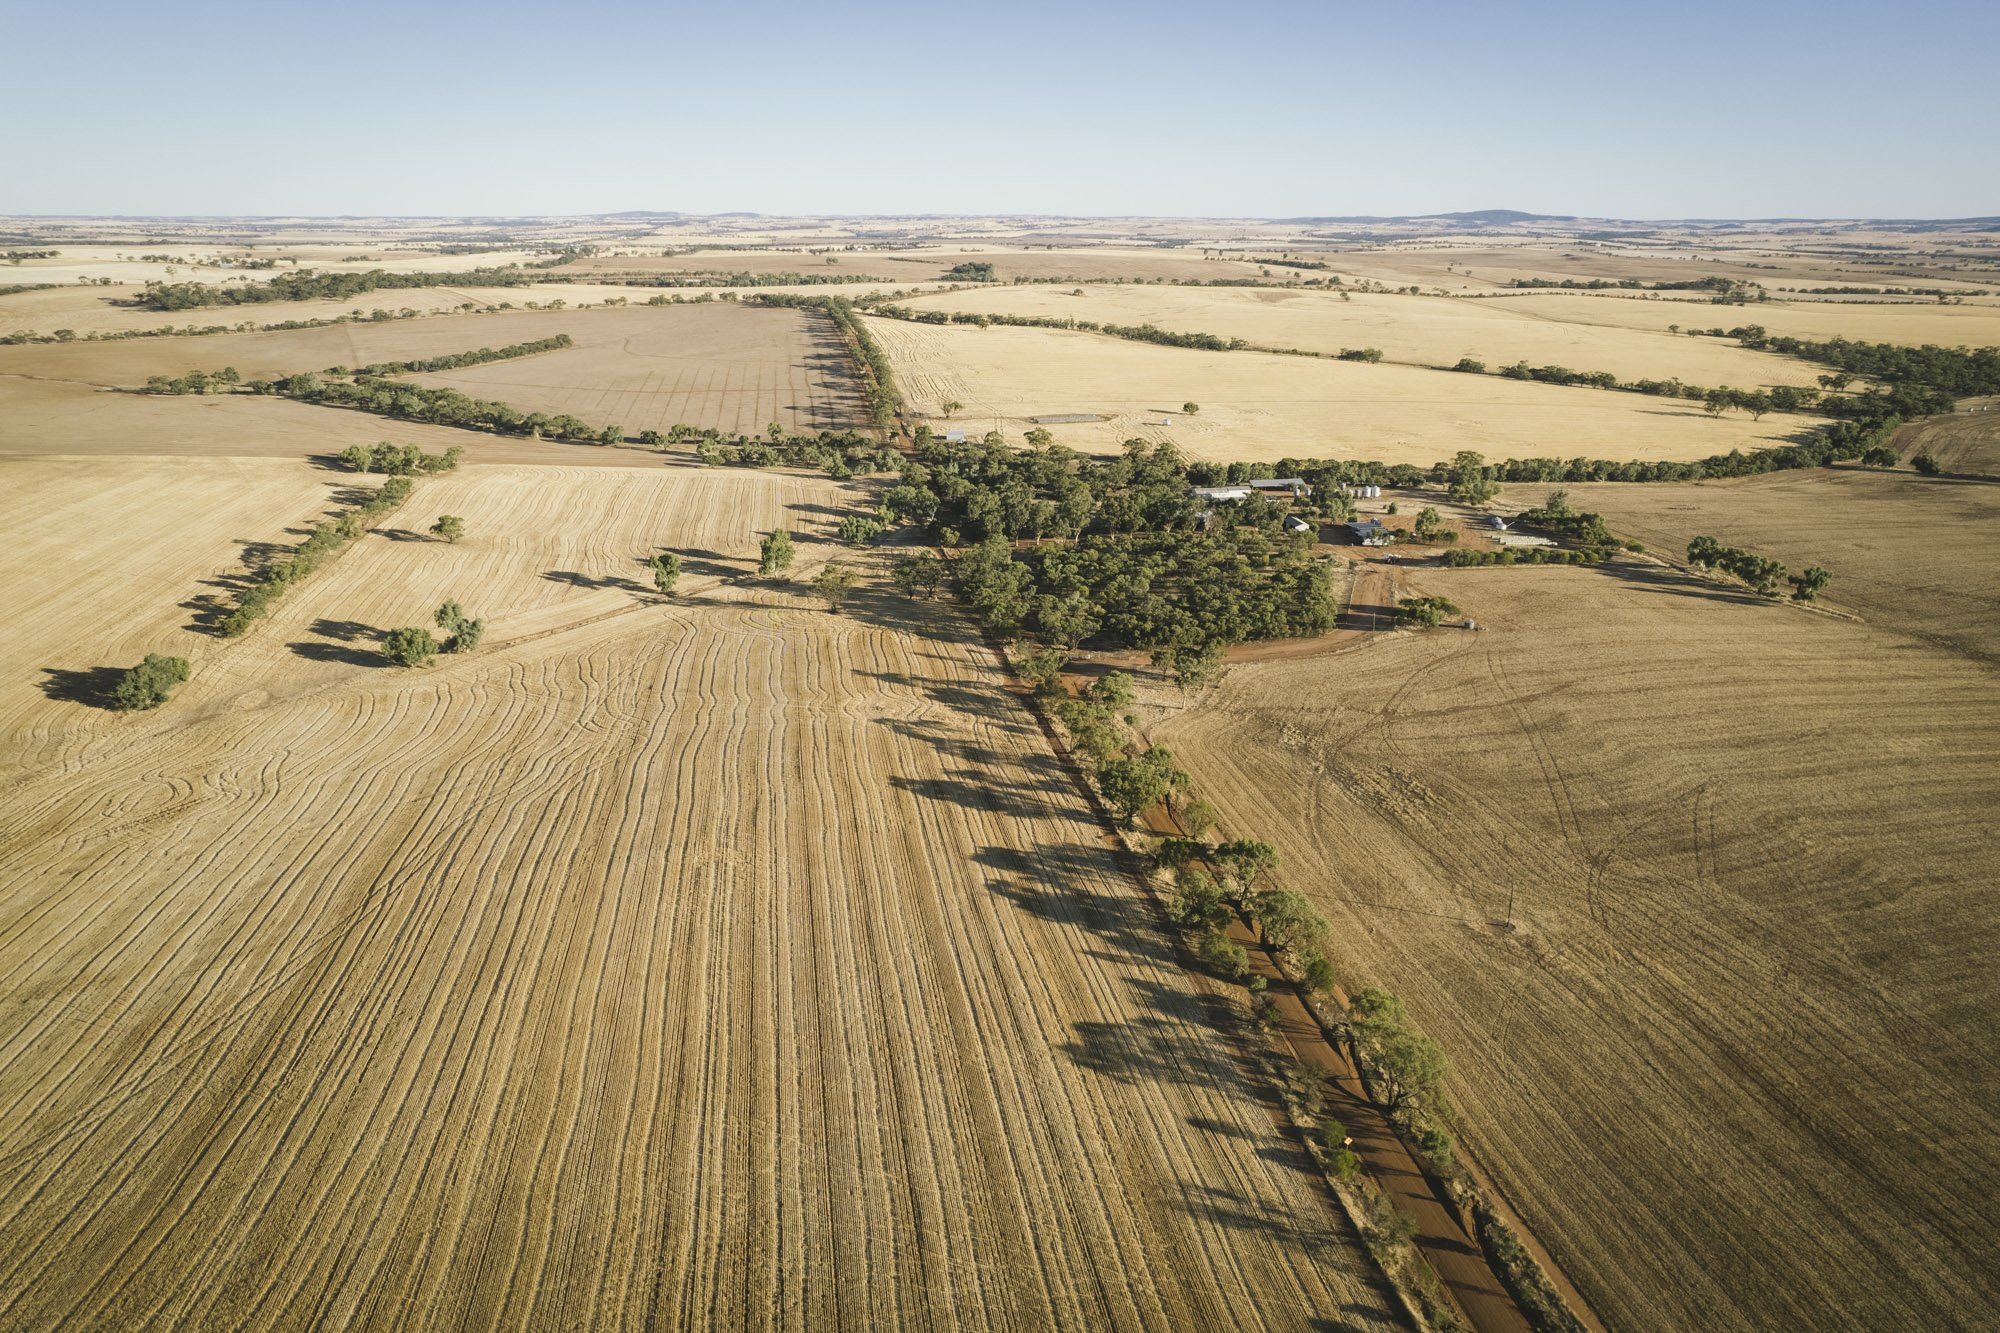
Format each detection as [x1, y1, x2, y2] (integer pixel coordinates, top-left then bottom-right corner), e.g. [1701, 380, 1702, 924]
[0, 460, 1396, 1331]
[1139, 556, 2000, 1332]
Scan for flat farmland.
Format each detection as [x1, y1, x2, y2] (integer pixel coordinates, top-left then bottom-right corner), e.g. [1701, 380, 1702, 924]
[896, 285, 1825, 387]
[0, 380, 657, 465]
[1509, 465, 2000, 664]
[0, 462, 1397, 1331]
[0, 455, 346, 776]
[1141, 564, 2000, 1331]
[1485, 292, 2000, 350]
[867, 316, 1805, 464]
[409, 304, 868, 437]
[0, 282, 696, 340]
[550, 246, 1275, 285]
[1332, 241, 1999, 297]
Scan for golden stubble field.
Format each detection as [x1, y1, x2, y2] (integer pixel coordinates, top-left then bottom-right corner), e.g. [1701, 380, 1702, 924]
[896, 285, 1826, 387]
[1484, 291, 2000, 350]
[0, 461, 1397, 1331]
[1507, 463, 2000, 665]
[867, 316, 1806, 464]
[1141, 561, 2000, 1332]
[0, 303, 869, 456]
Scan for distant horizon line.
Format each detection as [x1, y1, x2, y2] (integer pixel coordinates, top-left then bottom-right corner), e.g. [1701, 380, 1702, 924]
[4, 208, 1999, 227]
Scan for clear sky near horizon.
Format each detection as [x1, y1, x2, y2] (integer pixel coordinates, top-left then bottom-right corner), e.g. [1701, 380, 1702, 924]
[5, 0, 1995, 220]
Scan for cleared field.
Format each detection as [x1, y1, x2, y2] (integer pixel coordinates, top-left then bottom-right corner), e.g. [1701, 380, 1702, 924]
[0, 282, 702, 340]
[1332, 241, 1999, 298]
[1893, 406, 2000, 475]
[0, 455, 347, 777]
[1485, 292, 2000, 350]
[1142, 563, 2000, 1331]
[868, 316, 1807, 464]
[551, 246, 1275, 285]
[0, 380, 651, 466]
[1509, 464, 2000, 665]
[0, 462, 1396, 1330]
[408, 306, 867, 437]
[896, 285, 1825, 388]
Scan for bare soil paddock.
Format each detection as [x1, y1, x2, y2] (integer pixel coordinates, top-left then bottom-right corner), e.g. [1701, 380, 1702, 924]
[0, 462, 1396, 1331]
[1143, 564, 2000, 1332]
[409, 304, 867, 437]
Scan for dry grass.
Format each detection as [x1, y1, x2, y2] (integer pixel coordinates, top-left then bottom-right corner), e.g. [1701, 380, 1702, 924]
[0, 282, 715, 340]
[897, 285, 1826, 387]
[868, 315, 1807, 464]
[0, 380, 651, 465]
[1141, 561, 2000, 1332]
[1509, 465, 2000, 665]
[1486, 292, 2000, 350]
[0, 462, 1397, 1330]
[552, 246, 1273, 285]
[1893, 407, 2000, 475]
[0, 455, 347, 775]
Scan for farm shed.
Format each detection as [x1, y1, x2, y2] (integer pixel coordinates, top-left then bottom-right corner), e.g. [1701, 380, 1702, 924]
[1347, 519, 1390, 546]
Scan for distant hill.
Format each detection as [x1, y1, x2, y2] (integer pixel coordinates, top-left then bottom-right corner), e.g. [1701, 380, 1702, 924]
[1275, 209, 1576, 226]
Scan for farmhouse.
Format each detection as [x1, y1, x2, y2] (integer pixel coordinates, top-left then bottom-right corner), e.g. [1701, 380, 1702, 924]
[1347, 519, 1390, 546]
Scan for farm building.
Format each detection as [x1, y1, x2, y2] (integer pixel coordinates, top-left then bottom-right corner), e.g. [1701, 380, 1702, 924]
[1191, 486, 1258, 504]
[1249, 477, 1312, 497]
[1283, 515, 1316, 535]
[1347, 519, 1390, 546]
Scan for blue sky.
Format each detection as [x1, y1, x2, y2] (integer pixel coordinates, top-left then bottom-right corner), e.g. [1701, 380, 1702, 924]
[4, 0, 1995, 219]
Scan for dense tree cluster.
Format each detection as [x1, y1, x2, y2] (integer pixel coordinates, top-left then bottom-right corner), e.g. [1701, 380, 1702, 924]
[145, 366, 242, 395]
[1687, 536, 1787, 595]
[940, 261, 997, 281]
[904, 433, 1334, 653]
[1441, 545, 1607, 568]
[1513, 490, 1612, 545]
[134, 265, 533, 311]
[339, 441, 464, 475]
[113, 654, 190, 711]
[1731, 325, 2000, 399]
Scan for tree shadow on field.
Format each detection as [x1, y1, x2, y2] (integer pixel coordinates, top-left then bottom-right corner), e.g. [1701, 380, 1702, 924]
[38, 665, 126, 709]
[308, 617, 378, 642]
[1598, 560, 1778, 607]
[663, 547, 740, 580]
[543, 568, 649, 594]
[290, 639, 386, 666]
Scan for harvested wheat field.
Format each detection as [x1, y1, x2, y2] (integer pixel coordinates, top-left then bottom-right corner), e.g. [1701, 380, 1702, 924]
[0, 455, 345, 775]
[868, 316, 1806, 464]
[0, 381, 653, 465]
[897, 285, 1825, 387]
[1893, 405, 2000, 475]
[1141, 562, 2000, 1332]
[1509, 464, 2000, 665]
[407, 305, 867, 437]
[1484, 292, 2000, 351]
[0, 463, 1396, 1331]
